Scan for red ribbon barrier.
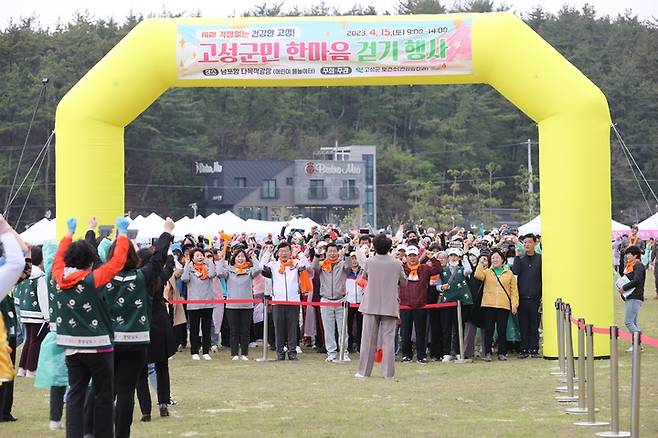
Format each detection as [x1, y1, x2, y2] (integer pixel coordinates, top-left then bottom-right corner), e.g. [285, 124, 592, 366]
[567, 311, 658, 347]
[170, 298, 459, 310]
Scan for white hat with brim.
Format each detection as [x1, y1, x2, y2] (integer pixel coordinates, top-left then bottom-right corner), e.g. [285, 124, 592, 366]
[406, 246, 419, 255]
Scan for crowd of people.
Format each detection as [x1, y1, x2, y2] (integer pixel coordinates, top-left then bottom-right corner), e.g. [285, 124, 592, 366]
[0, 213, 652, 436]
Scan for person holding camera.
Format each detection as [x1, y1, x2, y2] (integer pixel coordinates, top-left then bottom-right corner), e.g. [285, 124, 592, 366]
[474, 248, 519, 362]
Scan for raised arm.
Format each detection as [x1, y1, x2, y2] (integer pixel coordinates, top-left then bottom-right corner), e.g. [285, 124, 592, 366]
[92, 217, 131, 288]
[0, 216, 26, 300]
[140, 218, 175, 286]
[474, 262, 486, 281]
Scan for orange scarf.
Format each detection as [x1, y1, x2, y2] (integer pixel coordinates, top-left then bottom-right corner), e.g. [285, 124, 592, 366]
[234, 262, 252, 275]
[278, 259, 294, 274]
[406, 262, 420, 280]
[320, 258, 340, 273]
[624, 257, 640, 275]
[193, 263, 209, 280]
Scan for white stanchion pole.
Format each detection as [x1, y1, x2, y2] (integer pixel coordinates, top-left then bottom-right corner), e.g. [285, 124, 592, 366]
[455, 301, 472, 364]
[566, 318, 589, 415]
[551, 299, 566, 376]
[596, 326, 630, 437]
[256, 298, 274, 362]
[573, 324, 608, 427]
[334, 301, 350, 364]
[630, 331, 641, 438]
[556, 304, 578, 402]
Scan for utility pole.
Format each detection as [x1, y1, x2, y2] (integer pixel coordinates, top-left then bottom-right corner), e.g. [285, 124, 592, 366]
[527, 139, 535, 216]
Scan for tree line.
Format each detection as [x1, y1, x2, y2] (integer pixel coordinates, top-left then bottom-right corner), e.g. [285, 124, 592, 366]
[0, 0, 656, 230]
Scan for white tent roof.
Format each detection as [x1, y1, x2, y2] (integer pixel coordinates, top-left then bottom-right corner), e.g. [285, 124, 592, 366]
[519, 215, 631, 236]
[517, 215, 541, 235]
[611, 220, 630, 232]
[20, 218, 56, 245]
[638, 213, 658, 231]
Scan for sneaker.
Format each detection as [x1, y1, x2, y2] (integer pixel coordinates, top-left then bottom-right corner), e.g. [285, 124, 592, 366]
[240, 355, 249, 361]
[295, 346, 303, 354]
[498, 354, 508, 361]
[325, 355, 336, 362]
[159, 403, 169, 417]
[202, 354, 212, 361]
[625, 346, 644, 353]
[441, 355, 452, 363]
[530, 351, 541, 359]
[25, 370, 36, 378]
[276, 354, 286, 361]
[342, 354, 351, 362]
[417, 357, 428, 364]
[210, 345, 218, 353]
[287, 353, 298, 361]
[248, 342, 258, 348]
[402, 356, 412, 362]
[15, 368, 25, 377]
[168, 399, 177, 406]
[49, 420, 64, 430]
[191, 354, 200, 360]
[232, 355, 240, 361]
[483, 354, 492, 362]
[140, 415, 151, 422]
[176, 345, 183, 352]
[517, 351, 529, 359]
[354, 372, 365, 378]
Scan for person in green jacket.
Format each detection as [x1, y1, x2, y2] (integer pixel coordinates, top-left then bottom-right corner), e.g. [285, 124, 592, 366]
[436, 248, 473, 362]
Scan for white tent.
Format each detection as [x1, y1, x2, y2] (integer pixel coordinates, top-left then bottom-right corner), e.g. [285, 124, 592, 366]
[517, 215, 542, 235]
[611, 220, 631, 235]
[20, 218, 56, 244]
[244, 219, 285, 237]
[519, 215, 632, 237]
[202, 211, 246, 235]
[637, 213, 658, 237]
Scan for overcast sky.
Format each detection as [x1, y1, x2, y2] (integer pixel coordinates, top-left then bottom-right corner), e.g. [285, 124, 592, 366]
[1, 0, 656, 29]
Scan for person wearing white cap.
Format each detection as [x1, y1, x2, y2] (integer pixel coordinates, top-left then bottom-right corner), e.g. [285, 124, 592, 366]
[435, 248, 473, 362]
[399, 245, 442, 363]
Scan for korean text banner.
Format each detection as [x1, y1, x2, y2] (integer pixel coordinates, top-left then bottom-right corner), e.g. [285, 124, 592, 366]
[176, 19, 472, 80]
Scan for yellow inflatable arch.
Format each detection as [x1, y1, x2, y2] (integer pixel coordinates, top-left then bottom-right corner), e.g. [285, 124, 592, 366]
[55, 12, 613, 356]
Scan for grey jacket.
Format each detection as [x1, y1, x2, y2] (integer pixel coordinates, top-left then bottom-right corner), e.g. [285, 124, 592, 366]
[359, 254, 407, 318]
[312, 257, 349, 300]
[181, 262, 217, 310]
[216, 261, 263, 309]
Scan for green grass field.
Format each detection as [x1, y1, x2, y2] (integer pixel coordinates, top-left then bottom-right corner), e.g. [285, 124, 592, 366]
[3, 273, 658, 437]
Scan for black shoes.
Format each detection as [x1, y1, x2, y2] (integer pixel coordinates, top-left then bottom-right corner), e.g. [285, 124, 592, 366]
[159, 404, 169, 417]
[517, 351, 529, 359]
[530, 351, 541, 358]
[0, 415, 17, 422]
[401, 356, 412, 362]
[287, 354, 298, 361]
[140, 414, 151, 422]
